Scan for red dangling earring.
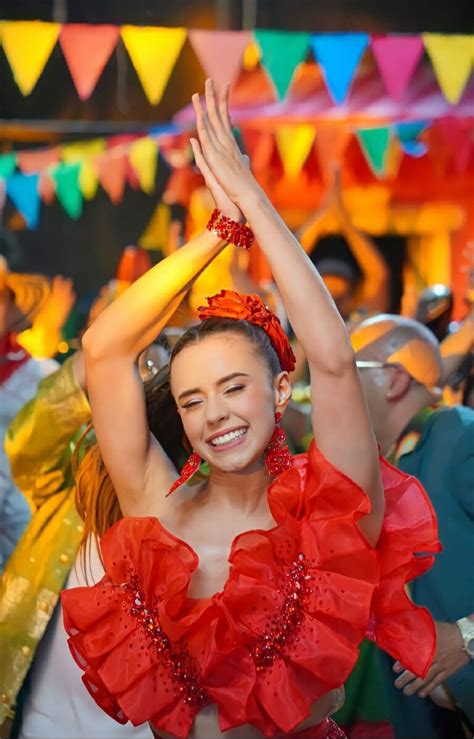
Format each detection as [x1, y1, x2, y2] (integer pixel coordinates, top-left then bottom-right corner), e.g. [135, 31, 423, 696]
[264, 412, 293, 477]
[166, 451, 201, 496]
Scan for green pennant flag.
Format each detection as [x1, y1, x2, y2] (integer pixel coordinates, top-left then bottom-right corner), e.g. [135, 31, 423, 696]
[356, 126, 392, 177]
[51, 161, 82, 218]
[255, 30, 310, 99]
[0, 152, 17, 179]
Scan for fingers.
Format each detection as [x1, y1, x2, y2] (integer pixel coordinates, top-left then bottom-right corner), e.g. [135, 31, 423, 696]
[394, 669, 417, 690]
[219, 83, 234, 135]
[419, 670, 446, 698]
[189, 138, 214, 181]
[204, 79, 227, 145]
[192, 92, 216, 151]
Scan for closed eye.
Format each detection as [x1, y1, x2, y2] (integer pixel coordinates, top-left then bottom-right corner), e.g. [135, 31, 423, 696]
[224, 384, 246, 395]
[182, 398, 203, 409]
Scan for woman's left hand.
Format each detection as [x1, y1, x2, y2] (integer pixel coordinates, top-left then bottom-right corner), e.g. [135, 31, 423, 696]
[190, 79, 258, 208]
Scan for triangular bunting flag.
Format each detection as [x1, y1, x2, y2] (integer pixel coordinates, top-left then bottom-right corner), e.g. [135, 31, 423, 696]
[62, 139, 105, 199]
[275, 124, 316, 177]
[0, 180, 6, 220]
[310, 33, 369, 105]
[128, 137, 158, 194]
[423, 34, 474, 104]
[121, 26, 186, 105]
[6, 173, 40, 228]
[51, 162, 83, 219]
[59, 24, 119, 100]
[2, 21, 60, 95]
[314, 124, 351, 184]
[356, 126, 392, 177]
[395, 121, 430, 157]
[241, 130, 275, 172]
[97, 149, 128, 204]
[0, 153, 17, 179]
[371, 35, 424, 101]
[255, 30, 310, 99]
[188, 30, 250, 92]
[18, 146, 61, 173]
[139, 202, 171, 250]
[39, 172, 56, 204]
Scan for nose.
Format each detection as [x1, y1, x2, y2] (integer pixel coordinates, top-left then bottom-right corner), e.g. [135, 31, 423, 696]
[205, 393, 229, 426]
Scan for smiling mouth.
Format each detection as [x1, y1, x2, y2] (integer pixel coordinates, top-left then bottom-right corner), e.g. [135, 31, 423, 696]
[208, 427, 248, 450]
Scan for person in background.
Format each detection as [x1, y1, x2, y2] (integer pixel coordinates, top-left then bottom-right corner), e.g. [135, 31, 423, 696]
[0, 259, 72, 570]
[352, 314, 474, 739]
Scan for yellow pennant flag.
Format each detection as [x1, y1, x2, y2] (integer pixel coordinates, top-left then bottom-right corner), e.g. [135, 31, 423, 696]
[62, 139, 105, 199]
[2, 21, 60, 95]
[275, 124, 316, 178]
[121, 26, 187, 105]
[423, 34, 474, 104]
[139, 203, 171, 250]
[129, 137, 158, 193]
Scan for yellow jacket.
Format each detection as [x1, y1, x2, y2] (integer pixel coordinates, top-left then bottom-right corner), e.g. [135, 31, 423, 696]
[0, 358, 90, 724]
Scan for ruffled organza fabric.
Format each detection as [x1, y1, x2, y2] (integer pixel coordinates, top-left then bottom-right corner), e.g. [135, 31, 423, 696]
[62, 441, 439, 738]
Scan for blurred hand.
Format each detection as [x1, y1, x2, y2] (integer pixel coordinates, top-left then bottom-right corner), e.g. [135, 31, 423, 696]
[393, 621, 469, 699]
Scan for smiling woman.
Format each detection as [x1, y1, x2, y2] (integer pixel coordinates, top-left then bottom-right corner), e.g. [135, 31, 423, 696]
[62, 80, 440, 739]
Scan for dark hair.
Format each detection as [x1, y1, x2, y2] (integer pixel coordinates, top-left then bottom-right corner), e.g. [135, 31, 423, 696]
[75, 317, 281, 549]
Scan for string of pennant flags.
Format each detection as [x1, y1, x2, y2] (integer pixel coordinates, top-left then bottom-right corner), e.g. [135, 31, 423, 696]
[1, 115, 472, 229]
[0, 22, 473, 106]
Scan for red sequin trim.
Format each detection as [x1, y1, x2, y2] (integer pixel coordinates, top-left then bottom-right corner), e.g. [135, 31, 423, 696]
[120, 575, 209, 710]
[250, 552, 312, 671]
[207, 209, 254, 250]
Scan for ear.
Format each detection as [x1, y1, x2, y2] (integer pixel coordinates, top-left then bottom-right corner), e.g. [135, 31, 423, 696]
[386, 366, 412, 401]
[273, 371, 292, 413]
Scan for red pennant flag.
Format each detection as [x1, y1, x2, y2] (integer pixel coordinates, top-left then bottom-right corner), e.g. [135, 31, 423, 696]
[107, 135, 141, 189]
[314, 124, 351, 184]
[17, 146, 61, 173]
[59, 24, 119, 100]
[371, 35, 424, 101]
[242, 130, 275, 172]
[39, 172, 56, 204]
[188, 30, 251, 92]
[97, 149, 128, 204]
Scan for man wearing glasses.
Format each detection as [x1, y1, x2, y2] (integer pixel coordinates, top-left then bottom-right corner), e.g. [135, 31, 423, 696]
[352, 315, 474, 739]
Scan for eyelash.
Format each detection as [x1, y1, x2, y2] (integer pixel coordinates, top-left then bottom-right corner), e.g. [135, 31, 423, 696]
[182, 385, 246, 409]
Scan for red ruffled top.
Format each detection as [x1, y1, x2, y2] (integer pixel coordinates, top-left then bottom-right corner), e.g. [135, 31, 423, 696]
[62, 442, 440, 738]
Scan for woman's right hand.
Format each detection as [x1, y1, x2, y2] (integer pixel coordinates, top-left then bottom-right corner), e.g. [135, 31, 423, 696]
[190, 126, 246, 225]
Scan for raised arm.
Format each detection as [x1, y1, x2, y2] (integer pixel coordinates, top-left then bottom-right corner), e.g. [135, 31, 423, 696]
[81, 174, 242, 517]
[190, 80, 384, 544]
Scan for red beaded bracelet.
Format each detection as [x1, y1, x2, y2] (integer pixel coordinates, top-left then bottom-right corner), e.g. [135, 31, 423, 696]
[206, 209, 254, 250]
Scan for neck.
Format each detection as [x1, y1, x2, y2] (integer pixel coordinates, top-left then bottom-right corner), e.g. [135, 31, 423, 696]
[206, 462, 271, 515]
[380, 391, 437, 456]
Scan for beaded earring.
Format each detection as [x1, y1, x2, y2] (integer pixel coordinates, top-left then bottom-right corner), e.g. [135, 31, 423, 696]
[166, 451, 201, 497]
[263, 412, 293, 477]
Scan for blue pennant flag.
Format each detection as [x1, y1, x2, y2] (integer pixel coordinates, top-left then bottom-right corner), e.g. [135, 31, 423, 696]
[310, 33, 369, 105]
[395, 120, 431, 157]
[6, 173, 40, 228]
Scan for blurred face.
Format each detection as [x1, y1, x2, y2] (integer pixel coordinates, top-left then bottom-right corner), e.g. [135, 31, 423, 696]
[170, 333, 287, 473]
[322, 275, 354, 321]
[355, 347, 394, 442]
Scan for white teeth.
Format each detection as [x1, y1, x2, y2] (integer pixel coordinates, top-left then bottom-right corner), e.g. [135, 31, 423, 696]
[210, 428, 247, 446]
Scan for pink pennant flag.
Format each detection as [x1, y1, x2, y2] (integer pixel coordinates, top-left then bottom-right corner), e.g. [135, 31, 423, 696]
[371, 35, 425, 101]
[97, 149, 128, 204]
[59, 24, 119, 100]
[188, 30, 251, 92]
[38, 172, 56, 204]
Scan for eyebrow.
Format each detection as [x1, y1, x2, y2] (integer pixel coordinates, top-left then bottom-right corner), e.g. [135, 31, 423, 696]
[178, 372, 250, 402]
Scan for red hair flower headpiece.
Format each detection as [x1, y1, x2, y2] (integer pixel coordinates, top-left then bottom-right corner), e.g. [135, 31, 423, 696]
[197, 290, 296, 372]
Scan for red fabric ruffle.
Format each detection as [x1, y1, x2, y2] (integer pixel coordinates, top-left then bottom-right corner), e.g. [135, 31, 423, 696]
[62, 441, 439, 738]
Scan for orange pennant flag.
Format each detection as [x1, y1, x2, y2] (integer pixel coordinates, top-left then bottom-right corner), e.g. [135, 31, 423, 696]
[97, 149, 128, 204]
[59, 24, 119, 100]
[423, 34, 474, 104]
[2, 21, 60, 95]
[121, 26, 187, 105]
[275, 124, 316, 178]
[188, 30, 250, 92]
[38, 172, 56, 204]
[314, 124, 351, 184]
[18, 146, 61, 173]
